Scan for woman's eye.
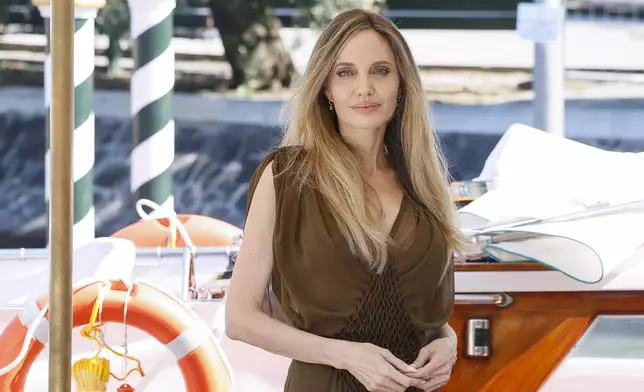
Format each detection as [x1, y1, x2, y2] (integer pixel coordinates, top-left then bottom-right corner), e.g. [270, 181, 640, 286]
[337, 68, 389, 77]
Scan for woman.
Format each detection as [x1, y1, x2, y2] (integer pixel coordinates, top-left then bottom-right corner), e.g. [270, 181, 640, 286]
[225, 8, 468, 392]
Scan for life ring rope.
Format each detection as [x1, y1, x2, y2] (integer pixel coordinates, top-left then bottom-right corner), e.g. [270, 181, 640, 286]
[0, 278, 111, 376]
[79, 281, 145, 381]
[135, 199, 195, 249]
[0, 304, 48, 376]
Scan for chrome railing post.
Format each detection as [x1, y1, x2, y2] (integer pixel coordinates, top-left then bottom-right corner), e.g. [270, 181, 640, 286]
[180, 246, 197, 301]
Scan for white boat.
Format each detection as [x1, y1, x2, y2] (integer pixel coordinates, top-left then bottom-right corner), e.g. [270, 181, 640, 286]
[2, 124, 644, 391]
[447, 124, 644, 392]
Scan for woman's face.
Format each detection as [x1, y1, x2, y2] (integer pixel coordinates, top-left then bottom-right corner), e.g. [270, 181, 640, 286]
[326, 29, 400, 133]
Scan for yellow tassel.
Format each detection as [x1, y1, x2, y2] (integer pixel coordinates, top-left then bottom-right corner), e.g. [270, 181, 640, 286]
[72, 355, 110, 392]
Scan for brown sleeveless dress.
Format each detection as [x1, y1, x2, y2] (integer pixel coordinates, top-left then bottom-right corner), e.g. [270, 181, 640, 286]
[247, 147, 454, 392]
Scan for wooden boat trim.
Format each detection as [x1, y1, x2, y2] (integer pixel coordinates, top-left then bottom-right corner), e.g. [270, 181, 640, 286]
[445, 291, 644, 392]
[455, 262, 550, 272]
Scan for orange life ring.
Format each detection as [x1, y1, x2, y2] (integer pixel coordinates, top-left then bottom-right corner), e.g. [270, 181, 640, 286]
[111, 214, 241, 247]
[0, 280, 231, 391]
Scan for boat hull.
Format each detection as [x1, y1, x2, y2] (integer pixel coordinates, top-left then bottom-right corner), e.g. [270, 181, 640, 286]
[3, 256, 644, 391]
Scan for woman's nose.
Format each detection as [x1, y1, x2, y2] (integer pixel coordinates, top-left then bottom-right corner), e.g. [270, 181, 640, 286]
[355, 74, 374, 97]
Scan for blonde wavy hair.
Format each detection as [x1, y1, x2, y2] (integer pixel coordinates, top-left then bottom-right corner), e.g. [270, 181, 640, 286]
[280, 8, 468, 272]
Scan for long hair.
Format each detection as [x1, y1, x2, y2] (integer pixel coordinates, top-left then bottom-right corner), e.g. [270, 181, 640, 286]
[279, 8, 469, 272]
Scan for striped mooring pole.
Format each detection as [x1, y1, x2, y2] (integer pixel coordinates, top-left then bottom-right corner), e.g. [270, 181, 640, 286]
[129, 0, 176, 212]
[35, 0, 104, 247]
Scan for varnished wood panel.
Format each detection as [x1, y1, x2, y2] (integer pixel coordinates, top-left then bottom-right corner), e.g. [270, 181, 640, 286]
[456, 200, 474, 208]
[455, 262, 550, 272]
[444, 291, 644, 392]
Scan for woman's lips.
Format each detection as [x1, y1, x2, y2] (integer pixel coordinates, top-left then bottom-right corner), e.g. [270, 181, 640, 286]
[351, 103, 380, 113]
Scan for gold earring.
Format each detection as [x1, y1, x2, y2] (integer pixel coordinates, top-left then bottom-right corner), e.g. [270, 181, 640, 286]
[329, 100, 334, 111]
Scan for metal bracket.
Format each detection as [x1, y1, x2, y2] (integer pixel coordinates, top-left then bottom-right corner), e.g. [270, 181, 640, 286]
[466, 318, 491, 358]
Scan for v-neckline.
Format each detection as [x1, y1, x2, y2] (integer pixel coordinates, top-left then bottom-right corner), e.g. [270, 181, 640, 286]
[386, 194, 407, 239]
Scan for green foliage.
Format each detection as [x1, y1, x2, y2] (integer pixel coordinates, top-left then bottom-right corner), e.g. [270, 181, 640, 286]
[288, 0, 386, 28]
[96, 0, 130, 36]
[95, 0, 130, 72]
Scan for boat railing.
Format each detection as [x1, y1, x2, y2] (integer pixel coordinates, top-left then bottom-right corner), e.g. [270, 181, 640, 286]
[0, 245, 238, 306]
[0, 246, 239, 262]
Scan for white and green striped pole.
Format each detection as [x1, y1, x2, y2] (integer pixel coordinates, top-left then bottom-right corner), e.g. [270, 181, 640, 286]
[129, 0, 176, 211]
[35, 0, 104, 247]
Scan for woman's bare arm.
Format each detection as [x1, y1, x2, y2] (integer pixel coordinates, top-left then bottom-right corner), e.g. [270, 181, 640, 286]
[438, 323, 457, 350]
[225, 162, 344, 367]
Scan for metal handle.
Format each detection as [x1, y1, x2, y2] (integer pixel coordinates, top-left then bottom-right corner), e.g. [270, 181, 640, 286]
[455, 293, 514, 308]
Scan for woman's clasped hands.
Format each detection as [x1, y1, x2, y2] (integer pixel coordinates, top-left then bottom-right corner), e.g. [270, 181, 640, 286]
[338, 342, 423, 392]
[404, 337, 458, 391]
[337, 337, 457, 392]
